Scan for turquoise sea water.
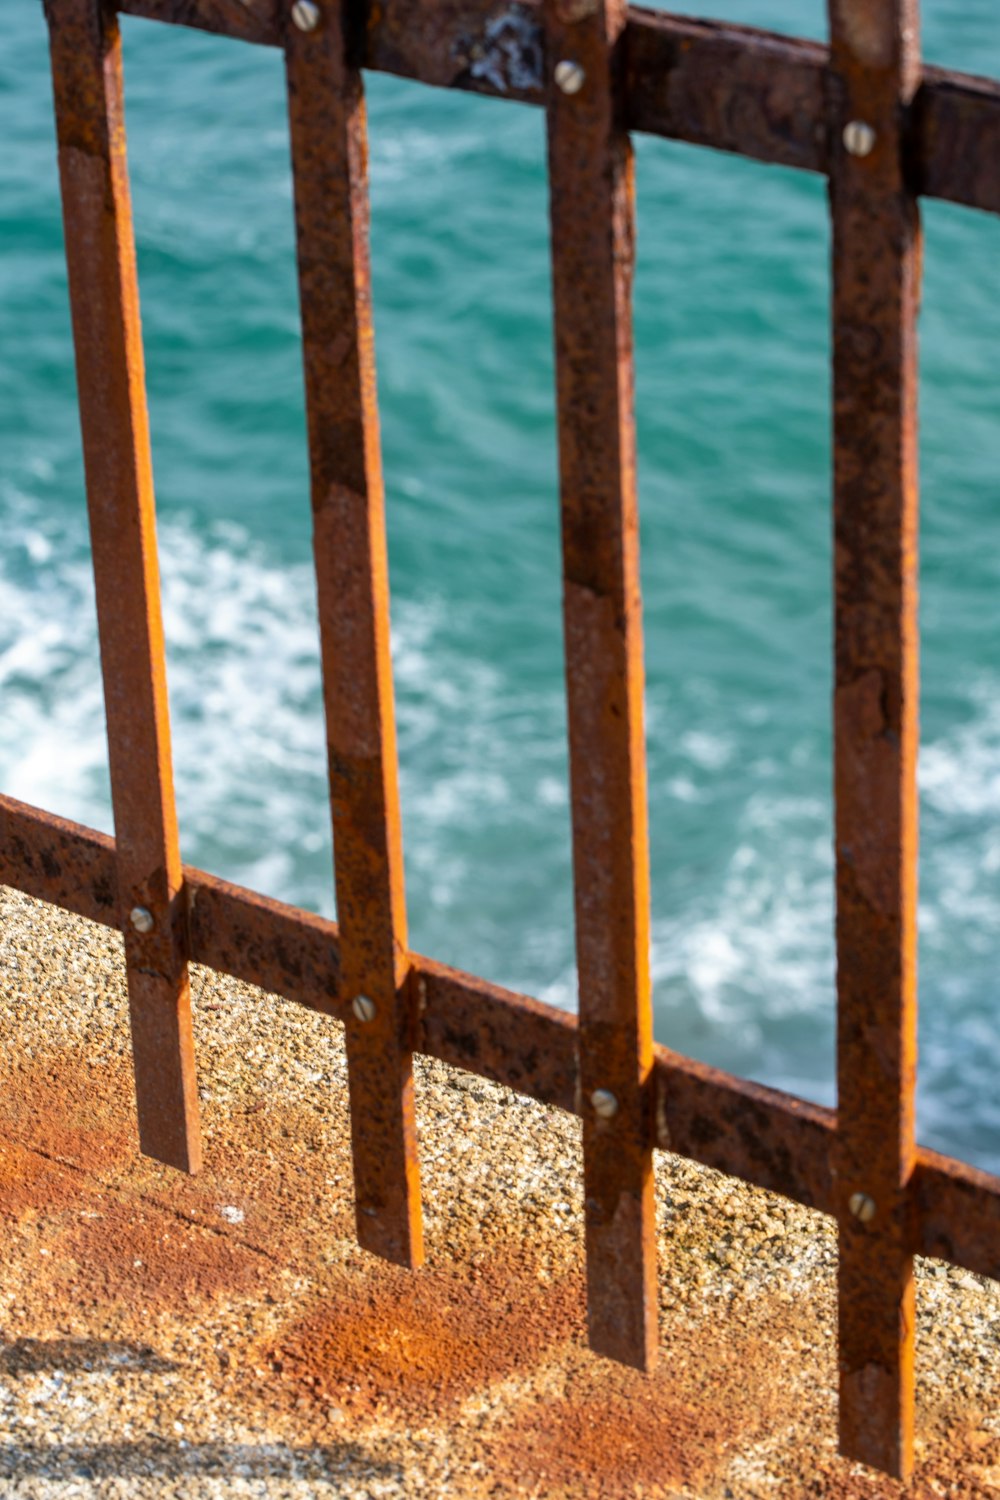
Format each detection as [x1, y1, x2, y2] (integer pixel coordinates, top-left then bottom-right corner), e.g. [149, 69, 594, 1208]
[2, 3, 998, 1167]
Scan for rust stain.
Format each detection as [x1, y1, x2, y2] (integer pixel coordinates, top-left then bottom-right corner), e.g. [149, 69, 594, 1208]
[0, 965, 998, 1493]
[264, 1260, 585, 1416]
[493, 1389, 737, 1495]
[0, 1052, 269, 1308]
[488, 1300, 824, 1496]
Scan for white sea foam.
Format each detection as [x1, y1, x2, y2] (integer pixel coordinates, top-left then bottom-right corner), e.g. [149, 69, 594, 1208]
[920, 683, 1000, 821]
[0, 501, 568, 927]
[2, 480, 999, 1165]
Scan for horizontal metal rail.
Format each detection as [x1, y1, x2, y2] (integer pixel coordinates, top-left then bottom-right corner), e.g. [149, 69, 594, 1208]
[113, 0, 1000, 217]
[4, 791, 999, 1283]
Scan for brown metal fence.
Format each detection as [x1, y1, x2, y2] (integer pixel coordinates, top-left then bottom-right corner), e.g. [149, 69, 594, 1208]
[2, 0, 999, 1479]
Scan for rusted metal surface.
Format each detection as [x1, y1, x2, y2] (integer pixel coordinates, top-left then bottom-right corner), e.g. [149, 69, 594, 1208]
[654, 1049, 836, 1216]
[0, 792, 840, 1217]
[827, 0, 921, 1479]
[10, 0, 1000, 1481]
[624, 10, 826, 175]
[0, 794, 346, 1019]
[915, 65, 1000, 217]
[545, 0, 657, 1374]
[366, 0, 544, 99]
[415, 957, 580, 1116]
[44, 0, 202, 1177]
[188, 868, 343, 1017]
[284, 6, 423, 1269]
[0, 796, 118, 925]
[114, 0, 1000, 219]
[914, 1150, 1000, 1282]
[8, 794, 1000, 1274]
[117, 0, 281, 43]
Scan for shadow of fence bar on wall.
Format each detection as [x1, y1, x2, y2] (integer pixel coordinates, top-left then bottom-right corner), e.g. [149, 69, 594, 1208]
[3, 0, 999, 1479]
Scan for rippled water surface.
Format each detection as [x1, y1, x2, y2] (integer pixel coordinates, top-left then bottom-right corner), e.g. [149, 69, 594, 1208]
[2, 3, 999, 1165]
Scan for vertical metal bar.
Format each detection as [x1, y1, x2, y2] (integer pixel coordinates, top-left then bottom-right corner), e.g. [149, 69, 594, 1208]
[544, 2, 657, 1371]
[45, 0, 201, 1173]
[285, 2, 423, 1266]
[827, 0, 921, 1478]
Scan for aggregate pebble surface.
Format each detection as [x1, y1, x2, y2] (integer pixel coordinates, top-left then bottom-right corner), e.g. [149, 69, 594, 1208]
[0, 883, 998, 1497]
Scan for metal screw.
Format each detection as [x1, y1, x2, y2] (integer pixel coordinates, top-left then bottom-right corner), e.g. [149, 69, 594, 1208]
[848, 1191, 876, 1223]
[843, 120, 876, 158]
[291, 0, 321, 31]
[591, 1088, 618, 1119]
[352, 994, 376, 1023]
[129, 906, 154, 934]
[554, 60, 586, 95]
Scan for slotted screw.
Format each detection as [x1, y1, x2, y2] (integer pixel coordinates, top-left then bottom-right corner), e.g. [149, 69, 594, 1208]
[352, 994, 376, 1023]
[591, 1088, 618, 1120]
[554, 60, 586, 95]
[291, 0, 321, 31]
[129, 906, 154, 934]
[848, 1191, 876, 1223]
[843, 120, 876, 158]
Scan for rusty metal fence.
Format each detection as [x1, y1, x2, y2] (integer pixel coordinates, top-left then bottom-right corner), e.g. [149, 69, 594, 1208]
[2, 0, 999, 1479]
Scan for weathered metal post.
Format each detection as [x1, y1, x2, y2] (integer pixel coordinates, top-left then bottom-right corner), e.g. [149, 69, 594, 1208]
[827, 0, 922, 1477]
[545, 0, 658, 1371]
[45, 0, 202, 1174]
[284, 0, 424, 1267]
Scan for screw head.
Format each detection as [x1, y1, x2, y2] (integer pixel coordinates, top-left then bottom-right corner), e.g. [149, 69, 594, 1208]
[554, 59, 586, 95]
[291, 0, 321, 31]
[129, 906, 154, 935]
[848, 1191, 876, 1223]
[352, 994, 376, 1023]
[843, 120, 876, 158]
[590, 1088, 618, 1120]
